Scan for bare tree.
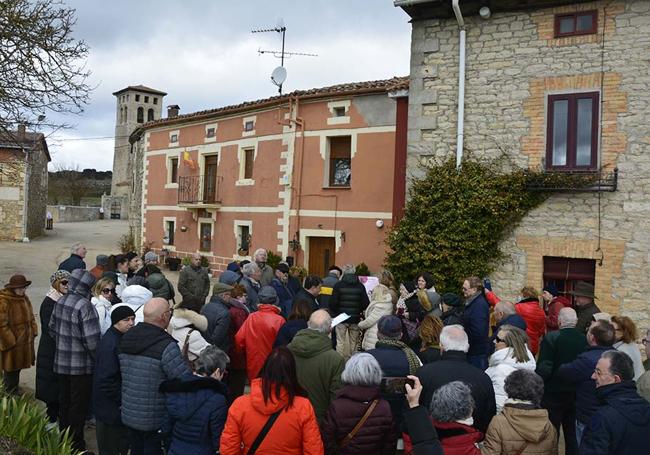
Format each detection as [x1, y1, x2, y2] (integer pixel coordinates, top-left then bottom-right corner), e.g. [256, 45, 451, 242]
[0, 0, 91, 135]
[49, 162, 94, 206]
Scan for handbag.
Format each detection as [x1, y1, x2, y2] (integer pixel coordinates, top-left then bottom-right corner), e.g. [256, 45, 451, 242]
[339, 399, 379, 448]
[247, 407, 284, 455]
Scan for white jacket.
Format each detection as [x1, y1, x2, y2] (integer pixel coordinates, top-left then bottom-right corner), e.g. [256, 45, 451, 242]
[358, 287, 394, 351]
[169, 308, 210, 361]
[614, 341, 645, 381]
[486, 347, 537, 412]
[91, 295, 112, 335]
[120, 285, 153, 324]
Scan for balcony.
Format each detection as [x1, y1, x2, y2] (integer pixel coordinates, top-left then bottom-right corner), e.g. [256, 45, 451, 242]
[178, 175, 222, 207]
[525, 168, 618, 193]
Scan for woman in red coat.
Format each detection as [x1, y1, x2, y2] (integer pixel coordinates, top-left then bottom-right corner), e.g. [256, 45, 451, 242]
[220, 347, 324, 455]
[514, 287, 546, 355]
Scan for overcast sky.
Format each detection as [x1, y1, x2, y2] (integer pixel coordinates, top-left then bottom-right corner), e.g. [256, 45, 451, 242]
[46, 0, 412, 171]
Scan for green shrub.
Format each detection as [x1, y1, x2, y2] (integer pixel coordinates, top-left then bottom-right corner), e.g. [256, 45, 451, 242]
[266, 251, 282, 269]
[355, 262, 371, 277]
[0, 393, 81, 455]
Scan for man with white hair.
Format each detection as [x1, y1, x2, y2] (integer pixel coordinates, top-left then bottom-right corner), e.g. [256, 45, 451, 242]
[177, 253, 210, 304]
[536, 307, 588, 455]
[253, 248, 274, 286]
[240, 262, 262, 311]
[58, 242, 87, 272]
[416, 324, 496, 434]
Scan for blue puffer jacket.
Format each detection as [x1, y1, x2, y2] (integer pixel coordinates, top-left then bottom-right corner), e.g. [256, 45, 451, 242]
[557, 345, 610, 423]
[462, 292, 490, 357]
[119, 322, 190, 431]
[580, 381, 650, 454]
[160, 374, 229, 455]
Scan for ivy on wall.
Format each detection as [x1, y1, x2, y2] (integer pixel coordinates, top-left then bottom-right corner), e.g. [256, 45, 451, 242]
[385, 157, 552, 293]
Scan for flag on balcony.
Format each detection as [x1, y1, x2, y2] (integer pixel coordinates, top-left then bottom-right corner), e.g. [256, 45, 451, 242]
[183, 150, 198, 170]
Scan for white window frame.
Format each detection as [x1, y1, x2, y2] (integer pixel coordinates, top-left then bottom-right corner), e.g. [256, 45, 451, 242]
[204, 123, 218, 143]
[165, 152, 180, 189]
[327, 100, 351, 125]
[233, 220, 253, 260]
[321, 133, 356, 188]
[242, 115, 257, 137]
[162, 216, 177, 249]
[237, 145, 256, 186]
[198, 217, 214, 253]
[169, 129, 180, 147]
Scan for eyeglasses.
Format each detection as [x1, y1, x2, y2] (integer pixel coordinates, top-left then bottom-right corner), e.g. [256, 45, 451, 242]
[101, 288, 114, 294]
[642, 339, 650, 345]
[60, 280, 69, 286]
[495, 335, 506, 344]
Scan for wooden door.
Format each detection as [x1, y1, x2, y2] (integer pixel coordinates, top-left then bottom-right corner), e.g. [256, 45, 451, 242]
[203, 155, 218, 203]
[308, 237, 336, 278]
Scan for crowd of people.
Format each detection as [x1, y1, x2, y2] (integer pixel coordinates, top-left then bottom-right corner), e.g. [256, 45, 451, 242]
[0, 242, 649, 454]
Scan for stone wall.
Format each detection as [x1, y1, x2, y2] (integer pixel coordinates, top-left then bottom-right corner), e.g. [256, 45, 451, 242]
[48, 205, 101, 223]
[25, 147, 48, 239]
[406, 0, 650, 326]
[0, 159, 26, 241]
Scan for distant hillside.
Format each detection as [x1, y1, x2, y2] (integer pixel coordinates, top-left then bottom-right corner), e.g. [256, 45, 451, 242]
[48, 168, 112, 205]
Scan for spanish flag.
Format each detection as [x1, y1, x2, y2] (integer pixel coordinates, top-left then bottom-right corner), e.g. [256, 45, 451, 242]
[182, 150, 197, 170]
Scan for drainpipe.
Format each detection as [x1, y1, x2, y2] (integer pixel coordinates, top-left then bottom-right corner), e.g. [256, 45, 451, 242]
[452, 0, 466, 169]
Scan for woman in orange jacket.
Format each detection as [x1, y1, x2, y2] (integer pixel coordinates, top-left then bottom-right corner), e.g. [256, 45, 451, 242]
[220, 347, 324, 455]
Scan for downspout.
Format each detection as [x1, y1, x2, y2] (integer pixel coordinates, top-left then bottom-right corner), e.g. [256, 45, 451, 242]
[452, 0, 466, 169]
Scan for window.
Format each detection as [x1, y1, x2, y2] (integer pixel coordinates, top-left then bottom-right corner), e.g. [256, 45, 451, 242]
[153, 97, 158, 105]
[200, 223, 212, 251]
[244, 120, 255, 131]
[137, 107, 144, 123]
[135, 94, 140, 102]
[334, 106, 346, 117]
[144, 96, 149, 103]
[206, 127, 215, 138]
[170, 158, 178, 183]
[546, 92, 599, 170]
[165, 220, 175, 245]
[170, 134, 178, 143]
[243, 148, 254, 179]
[123, 106, 127, 123]
[239, 225, 250, 253]
[554, 11, 597, 37]
[543, 256, 595, 305]
[147, 108, 154, 122]
[328, 136, 352, 187]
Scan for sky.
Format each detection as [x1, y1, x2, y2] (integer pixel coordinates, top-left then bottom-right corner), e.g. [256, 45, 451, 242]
[46, 0, 412, 171]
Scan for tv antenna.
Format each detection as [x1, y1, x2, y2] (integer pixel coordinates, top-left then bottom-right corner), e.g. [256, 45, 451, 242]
[252, 19, 317, 94]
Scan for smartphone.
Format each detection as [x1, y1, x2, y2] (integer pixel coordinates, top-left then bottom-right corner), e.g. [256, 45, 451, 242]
[380, 376, 415, 394]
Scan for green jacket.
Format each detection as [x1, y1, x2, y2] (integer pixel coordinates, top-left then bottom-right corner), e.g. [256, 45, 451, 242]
[536, 327, 588, 394]
[288, 328, 345, 423]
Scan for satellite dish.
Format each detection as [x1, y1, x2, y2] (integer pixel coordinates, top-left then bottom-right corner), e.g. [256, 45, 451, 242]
[271, 66, 287, 87]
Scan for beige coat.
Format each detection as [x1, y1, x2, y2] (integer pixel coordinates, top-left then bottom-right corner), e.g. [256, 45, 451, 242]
[481, 405, 557, 455]
[358, 286, 394, 351]
[0, 289, 37, 372]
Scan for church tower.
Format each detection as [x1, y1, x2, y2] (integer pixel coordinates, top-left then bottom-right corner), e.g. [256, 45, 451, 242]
[107, 85, 166, 219]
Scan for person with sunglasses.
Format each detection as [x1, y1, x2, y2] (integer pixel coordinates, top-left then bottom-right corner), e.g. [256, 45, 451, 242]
[92, 278, 117, 335]
[637, 330, 650, 402]
[36, 269, 71, 426]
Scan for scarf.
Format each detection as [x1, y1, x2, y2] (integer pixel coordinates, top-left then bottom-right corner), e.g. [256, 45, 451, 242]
[46, 287, 63, 302]
[376, 339, 422, 375]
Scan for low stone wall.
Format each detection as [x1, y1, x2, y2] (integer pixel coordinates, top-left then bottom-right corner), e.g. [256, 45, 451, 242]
[47, 205, 101, 223]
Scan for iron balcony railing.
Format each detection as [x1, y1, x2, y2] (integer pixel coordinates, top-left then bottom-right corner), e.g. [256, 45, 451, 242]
[178, 175, 222, 205]
[525, 168, 618, 192]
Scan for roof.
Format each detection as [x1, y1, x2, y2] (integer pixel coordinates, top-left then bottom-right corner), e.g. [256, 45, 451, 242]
[112, 85, 168, 97]
[0, 130, 51, 162]
[138, 76, 409, 131]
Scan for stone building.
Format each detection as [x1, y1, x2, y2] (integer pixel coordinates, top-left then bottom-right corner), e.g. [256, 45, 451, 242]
[0, 125, 51, 240]
[129, 78, 408, 275]
[103, 85, 166, 221]
[396, 0, 650, 326]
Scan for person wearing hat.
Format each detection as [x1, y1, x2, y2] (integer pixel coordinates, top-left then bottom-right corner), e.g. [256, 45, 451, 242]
[90, 254, 110, 280]
[143, 251, 159, 266]
[234, 286, 285, 381]
[542, 283, 572, 332]
[0, 274, 37, 394]
[358, 283, 394, 351]
[439, 292, 464, 326]
[36, 270, 71, 423]
[93, 304, 136, 455]
[200, 281, 234, 351]
[270, 262, 295, 318]
[571, 281, 601, 334]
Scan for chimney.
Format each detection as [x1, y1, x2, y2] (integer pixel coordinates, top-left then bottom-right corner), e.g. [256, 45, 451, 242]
[167, 105, 180, 118]
[17, 123, 26, 141]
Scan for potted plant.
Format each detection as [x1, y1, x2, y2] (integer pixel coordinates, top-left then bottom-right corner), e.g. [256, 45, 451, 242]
[166, 254, 181, 271]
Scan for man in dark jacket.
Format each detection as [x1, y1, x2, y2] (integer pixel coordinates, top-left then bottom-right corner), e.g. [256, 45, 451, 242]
[329, 265, 370, 360]
[200, 282, 233, 351]
[293, 275, 322, 311]
[461, 276, 490, 369]
[288, 309, 345, 423]
[416, 324, 496, 434]
[48, 269, 99, 452]
[93, 305, 136, 455]
[177, 253, 210, 304]
[119, 298, 190, 454]
[58, 242, 87, 272]
[536, 307, 588, 455]
[319, 265, 341, 309]
[572, 281, 601, 334]
[490, 301, 527, 353]
[269, 262, 294, 317]
[240, 262, 262, 312]
[439, 293, 463, 326]
[580, 350, 650, 454]
[557, 319, 614, 446]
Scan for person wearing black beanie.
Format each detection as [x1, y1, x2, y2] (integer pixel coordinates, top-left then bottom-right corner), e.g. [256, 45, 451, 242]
[93, 303, 136, 454]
